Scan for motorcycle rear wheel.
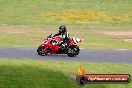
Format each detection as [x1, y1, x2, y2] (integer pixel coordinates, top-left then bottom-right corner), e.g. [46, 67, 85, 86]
[67, 45, 80, 57]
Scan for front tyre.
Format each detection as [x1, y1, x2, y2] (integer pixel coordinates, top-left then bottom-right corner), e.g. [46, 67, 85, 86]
[37, 45, 50, 56]
[67, 45, 80, 57]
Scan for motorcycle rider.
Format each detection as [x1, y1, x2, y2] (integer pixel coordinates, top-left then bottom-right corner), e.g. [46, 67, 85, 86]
[53, 25, 70, 51]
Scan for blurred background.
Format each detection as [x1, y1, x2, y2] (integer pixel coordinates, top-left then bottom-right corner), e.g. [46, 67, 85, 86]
[0, 1, 132, 88]
[0, 0, 131, 49]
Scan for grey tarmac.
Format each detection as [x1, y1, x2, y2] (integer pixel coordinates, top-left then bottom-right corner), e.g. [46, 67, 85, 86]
[0, 46, 132, 64]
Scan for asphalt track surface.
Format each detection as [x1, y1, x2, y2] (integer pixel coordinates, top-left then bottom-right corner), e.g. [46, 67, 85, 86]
[0, 46, 132, 64]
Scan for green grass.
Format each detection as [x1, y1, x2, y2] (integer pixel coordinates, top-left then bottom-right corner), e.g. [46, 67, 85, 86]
[0, 24, 132, 49]
[0, 0, 131, 49]
[0, 0, 131, 25]
[0, 58, 132, 88]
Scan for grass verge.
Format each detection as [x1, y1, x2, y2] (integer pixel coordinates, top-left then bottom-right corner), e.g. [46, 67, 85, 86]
[0, 58, 132, 88]
[0, 24, 132, 49]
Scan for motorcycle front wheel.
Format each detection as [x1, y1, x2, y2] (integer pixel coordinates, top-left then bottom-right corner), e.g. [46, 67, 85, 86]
[37, 45, 50, 56]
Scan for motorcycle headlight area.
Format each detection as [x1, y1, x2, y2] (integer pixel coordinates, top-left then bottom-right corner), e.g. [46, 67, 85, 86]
[42, 41, 48, 44]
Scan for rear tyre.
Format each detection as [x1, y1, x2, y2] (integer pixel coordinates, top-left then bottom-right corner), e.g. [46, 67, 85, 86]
[37, 45, 50, 56]
[67, 45, 80, 57]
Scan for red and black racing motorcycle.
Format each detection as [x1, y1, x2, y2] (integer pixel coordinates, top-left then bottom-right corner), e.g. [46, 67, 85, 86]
[37, 34, 82, 57]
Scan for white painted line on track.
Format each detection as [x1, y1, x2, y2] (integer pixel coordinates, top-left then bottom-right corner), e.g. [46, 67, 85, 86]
[80, 48, 84, 49]
[115, 49, 129, 51]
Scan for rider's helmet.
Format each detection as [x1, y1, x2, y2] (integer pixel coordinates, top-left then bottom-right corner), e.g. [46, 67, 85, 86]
[59, 25, 66, 33]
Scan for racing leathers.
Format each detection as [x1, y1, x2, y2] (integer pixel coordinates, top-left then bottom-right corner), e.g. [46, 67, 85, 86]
[53, 31, 70, 50]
